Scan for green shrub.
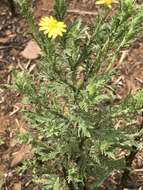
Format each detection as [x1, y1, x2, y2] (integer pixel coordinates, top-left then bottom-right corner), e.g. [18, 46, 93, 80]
[14, 0, 143, 189]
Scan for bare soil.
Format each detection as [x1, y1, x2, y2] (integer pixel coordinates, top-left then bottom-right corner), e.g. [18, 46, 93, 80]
[0, 0, 143, 189]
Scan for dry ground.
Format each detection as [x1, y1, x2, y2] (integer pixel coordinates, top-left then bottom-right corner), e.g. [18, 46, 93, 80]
[0, 0, 143, 189]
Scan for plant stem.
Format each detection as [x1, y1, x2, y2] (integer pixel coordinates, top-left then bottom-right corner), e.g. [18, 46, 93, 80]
[106, 37, 126, 72]
[62, 165, 76, 190]
[73, 9, 109, 70]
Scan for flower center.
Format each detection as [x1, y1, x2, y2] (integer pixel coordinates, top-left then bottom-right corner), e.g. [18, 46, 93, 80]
[50, 21, 58, 29]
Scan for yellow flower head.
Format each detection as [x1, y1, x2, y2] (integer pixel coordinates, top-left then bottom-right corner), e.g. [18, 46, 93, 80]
[96, 0, 113, 8]
[39, 16, 67, 39]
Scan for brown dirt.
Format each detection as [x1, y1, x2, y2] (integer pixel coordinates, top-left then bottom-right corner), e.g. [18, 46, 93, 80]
[0, 0, 143, 190]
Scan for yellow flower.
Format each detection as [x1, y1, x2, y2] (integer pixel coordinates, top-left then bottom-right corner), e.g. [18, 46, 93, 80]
[96, 0, 113, 8]
[39, 16, 67, 39]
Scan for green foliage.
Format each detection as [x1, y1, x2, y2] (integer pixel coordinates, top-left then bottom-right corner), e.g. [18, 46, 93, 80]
[14, 0, 143, 189]
[54, 0, 67, 20]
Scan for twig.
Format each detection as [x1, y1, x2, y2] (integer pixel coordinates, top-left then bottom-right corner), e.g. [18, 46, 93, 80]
[25, 60, 32, 70]
[9, 104, 22, 116]
[42, 8, 98, 16]
[119, 50, 128, 64]
[28, 64, 36, 74]
[0, 45, 18, 50]
[131, 168, 143, 172]
[18, 62, 25, 71]
[136, 77, 143, 84]
[66, 9, 98, 16]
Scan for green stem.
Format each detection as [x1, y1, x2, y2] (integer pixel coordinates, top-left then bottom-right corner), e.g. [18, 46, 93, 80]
[87, 37, 110, 77]
[106, 37, 126, 72]
[73, 9, 109, 70]
[72, 10, 109, 94]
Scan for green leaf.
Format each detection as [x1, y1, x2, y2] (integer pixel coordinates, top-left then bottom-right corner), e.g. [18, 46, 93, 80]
[53, 177, 60, 190]
[54, 0, 67, 20]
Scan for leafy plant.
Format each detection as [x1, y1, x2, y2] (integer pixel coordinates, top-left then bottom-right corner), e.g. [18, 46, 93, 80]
[13, 0, 143, 189]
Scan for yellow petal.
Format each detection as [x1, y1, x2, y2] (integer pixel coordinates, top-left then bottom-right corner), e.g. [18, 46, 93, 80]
[39, 16, 67, 39]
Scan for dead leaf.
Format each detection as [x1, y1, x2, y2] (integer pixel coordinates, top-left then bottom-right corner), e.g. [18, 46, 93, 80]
[0, 37, 10, 44]
[11, 145, 31, 167]
[21, 40, 41, 59]
[12, 182, 22, 190]
[15, 119, 28, 134]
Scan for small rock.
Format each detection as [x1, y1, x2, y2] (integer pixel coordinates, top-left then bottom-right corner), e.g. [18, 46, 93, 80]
[21, 40, 41, 60]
